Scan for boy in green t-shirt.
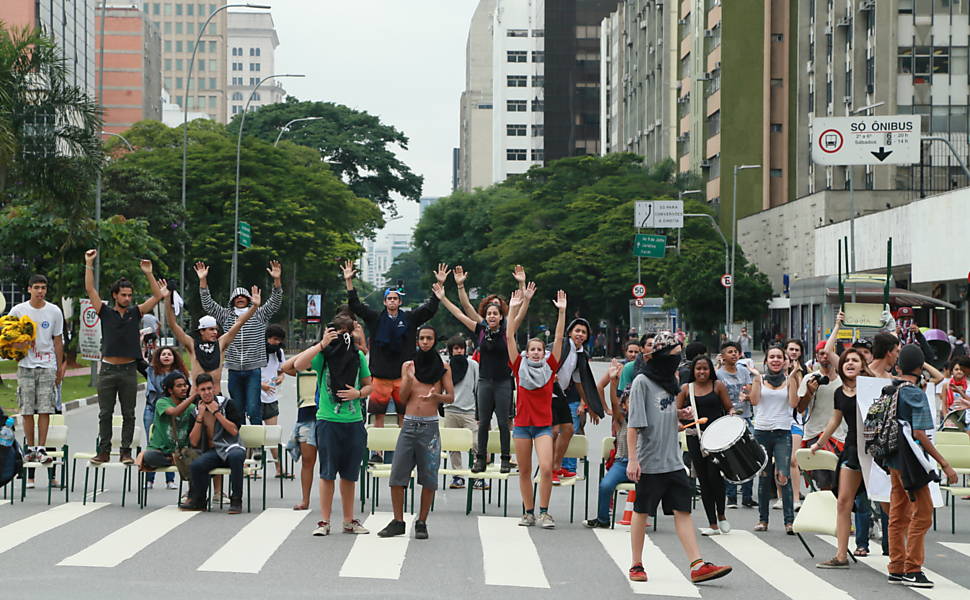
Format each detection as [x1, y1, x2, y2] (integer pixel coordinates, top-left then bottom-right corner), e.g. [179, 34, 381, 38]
[141, 372, 195, 470]
[293, 314, 372, 537]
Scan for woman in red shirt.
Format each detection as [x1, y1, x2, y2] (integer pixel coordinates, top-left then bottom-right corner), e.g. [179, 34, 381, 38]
[506, 285, 567, 528]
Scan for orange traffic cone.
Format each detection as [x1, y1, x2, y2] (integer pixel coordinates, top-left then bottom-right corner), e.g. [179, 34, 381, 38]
[618, 490, 636, 526]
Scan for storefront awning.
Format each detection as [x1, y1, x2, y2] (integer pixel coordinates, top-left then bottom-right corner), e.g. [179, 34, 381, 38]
[825, 287, 955, 310]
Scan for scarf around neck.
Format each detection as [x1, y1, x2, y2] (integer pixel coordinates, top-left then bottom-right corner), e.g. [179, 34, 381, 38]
[642, 349, 681, 396]
[518, 352, 552, 390]
[449, 354, 469, 385]
[764, 368, 787, 388]
[414, 347, 446, 384]
[374, 310, 407, 354]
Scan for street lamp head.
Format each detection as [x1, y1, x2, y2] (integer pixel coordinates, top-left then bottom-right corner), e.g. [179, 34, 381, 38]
[737, 164, 761, 171]
[243, 4, 272, 8]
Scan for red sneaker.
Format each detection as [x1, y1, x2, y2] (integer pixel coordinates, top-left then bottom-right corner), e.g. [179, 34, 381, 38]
[560, 468, 577, 478]
[552, 471, 561, 485]
[629, 563, 648, 582]
[691, 561, 732, 583]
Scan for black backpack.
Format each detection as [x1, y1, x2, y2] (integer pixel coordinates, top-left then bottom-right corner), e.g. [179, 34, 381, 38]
[863, 380, 909, 472]
[0, 410, 24, 487]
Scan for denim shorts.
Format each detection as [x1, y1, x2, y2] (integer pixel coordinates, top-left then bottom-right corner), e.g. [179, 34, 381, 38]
[513, 425, 553, 440]
[791, 423, 804, 437]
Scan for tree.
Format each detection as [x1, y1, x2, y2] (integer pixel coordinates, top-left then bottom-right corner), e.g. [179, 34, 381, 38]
[101, 161, 188, 249]
[383, 250, 425, 299]
[228, 98, 423, 210]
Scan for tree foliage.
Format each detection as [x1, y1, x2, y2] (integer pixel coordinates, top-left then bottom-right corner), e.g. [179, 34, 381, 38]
[228, 98, 423, 210]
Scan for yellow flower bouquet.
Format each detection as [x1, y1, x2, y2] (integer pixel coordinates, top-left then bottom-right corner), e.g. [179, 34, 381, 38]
[0, 314, 37, 360]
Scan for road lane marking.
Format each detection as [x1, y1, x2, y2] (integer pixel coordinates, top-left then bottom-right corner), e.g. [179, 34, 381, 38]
[58, 505, 197, 567]
[198, 508, 307, 573]
[592, 526, 699, 596]
[939, 542, 970, 558]
[710, 530, 853, 600]
[339, 512, 415, 580]
[478, 516, 550, 588]
[0, 502, 108, 555]
[820, 536, 968, 600]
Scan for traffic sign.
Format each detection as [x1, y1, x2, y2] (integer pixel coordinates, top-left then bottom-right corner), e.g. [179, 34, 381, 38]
[631, 283, 647, 299]
[79, 299, 102, 360]
[811, 115, 920, 166]
[633, 234, 666, 258]
[634, 298, 646, 308]
[635, 200, 683, 228]
[720, 274, 733, 288]
[239, 221, 252, 248]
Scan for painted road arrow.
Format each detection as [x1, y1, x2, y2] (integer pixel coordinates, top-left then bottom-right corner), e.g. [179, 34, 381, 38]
[871, 147, 893, 162]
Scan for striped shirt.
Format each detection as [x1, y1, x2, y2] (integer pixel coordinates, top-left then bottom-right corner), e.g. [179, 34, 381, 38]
[200, 286, 282, 371]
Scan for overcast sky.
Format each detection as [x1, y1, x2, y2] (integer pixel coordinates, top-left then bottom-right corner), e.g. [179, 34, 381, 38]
[270, 1, 479, 220]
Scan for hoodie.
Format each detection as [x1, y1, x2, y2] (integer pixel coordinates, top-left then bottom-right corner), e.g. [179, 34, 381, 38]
[200, 285, 282, 371]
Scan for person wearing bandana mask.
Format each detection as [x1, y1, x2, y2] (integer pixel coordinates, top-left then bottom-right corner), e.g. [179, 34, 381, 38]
[443, 335, 479, 489]
[626, 331, 733, 584]
[260, 324, 286, 477]
[752, 345, 797, 534]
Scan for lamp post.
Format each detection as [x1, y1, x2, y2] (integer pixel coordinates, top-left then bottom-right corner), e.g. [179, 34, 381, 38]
[180, 3, 270, 300]
[728, 164, 761, 333]
[101, 131, 134, 151]
[274, 116, 323, 146]
[684, 213, 729, 335]
[675, 189, 703, 254]
[232, 73, 305, 288]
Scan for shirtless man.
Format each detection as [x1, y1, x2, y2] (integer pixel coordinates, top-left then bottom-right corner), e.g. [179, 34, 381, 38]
[378, 325, 454, 540]
[160, 281, 259, 393]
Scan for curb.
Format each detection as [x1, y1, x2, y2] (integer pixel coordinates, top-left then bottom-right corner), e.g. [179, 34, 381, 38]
[63, 383, 146, 413]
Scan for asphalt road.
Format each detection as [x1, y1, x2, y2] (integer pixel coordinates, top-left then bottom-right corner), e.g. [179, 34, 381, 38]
[2, 361, 969, 600]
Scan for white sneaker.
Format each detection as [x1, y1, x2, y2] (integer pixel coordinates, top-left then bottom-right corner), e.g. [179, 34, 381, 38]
[26, 480, 35, 489]
[772, 499, 782, 510]
[166, 481, 178, 490]
[519, 513, 536, 527]
[699, 527, 721, 536]
[313, 521, 331, 536]
[718, 519, 731, 533]
[539, 513, 555, 529]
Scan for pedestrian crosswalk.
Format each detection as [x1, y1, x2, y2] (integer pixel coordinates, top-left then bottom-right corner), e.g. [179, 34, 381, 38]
[1, 502, 969, 599]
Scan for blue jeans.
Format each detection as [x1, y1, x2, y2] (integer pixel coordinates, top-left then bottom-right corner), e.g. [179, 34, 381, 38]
[189, 448, 246, 503]
[142, 403, 174, 483]
[854, 491, 872, 551]
[228, 368, 262, 425]
[725, 417, 754, 502]
[596, 459, 631, 524]
[754, 428, 794, 525]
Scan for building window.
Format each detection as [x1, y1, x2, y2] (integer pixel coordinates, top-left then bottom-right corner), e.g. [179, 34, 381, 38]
[506, 148, 527, 161]
[187, 2, 194, 15]
[232, 105, 240, 115]
[507, 75, 527, 87]
[532, 124, 544, 137]
[532, 51, 545, 63]
[232, 92, 243, 101]
[198, 78, 205, 90]
[532, 29, 544, 37]
[209, 77, 216, 89]
[507, 124, 527, 136]
[164, 77, 172, 91]
[249, 77, 259, 85]
[575, 25, 599, 39]
[770, 168, 783, 177]
[507, 29, 528, 37]
[186, 22, 194, 35]
[176, 40, 183, 53]
[507, 50, 527, 63]
[198, 59, 205, 72]
[164, 40, 172, 53]
[231, 47, 238, 56]
[208, 41, 217, 53]
[531, 99, 544, 111]
[507, 100, 527, 112]
[532, 75, 544, 87]
[770, 123, 783, 132]
[175, 3, 183, 16]
[153, 3, 160, 15]
[252, 92, 261, 101]
[164, 21, 172, 34]
[208, 59, 217, 72]
[164, 58, 172, 71]
[209, 96, 217, 109]
[176, 77, 183, 89]
[531, 149, 544, 161]
[175, 58, 183, 71]
[232, 76, 242, 85]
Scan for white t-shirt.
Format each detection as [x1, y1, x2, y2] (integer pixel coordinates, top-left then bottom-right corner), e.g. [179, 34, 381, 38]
[8, 301, 63, 369]
[260, 349, 285, 404]
[754, 384, 793, 431]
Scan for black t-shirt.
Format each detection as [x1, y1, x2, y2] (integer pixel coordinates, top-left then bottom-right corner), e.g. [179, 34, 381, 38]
[195, 338, 220, 372]
[688, 385, 726, 431]
[476, 321, 511, 381]
[834, 387, 858, 447]
[99, 304, 142, 359]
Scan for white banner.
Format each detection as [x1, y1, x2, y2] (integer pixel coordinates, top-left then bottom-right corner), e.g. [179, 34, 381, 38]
[79, 299, 102, 361]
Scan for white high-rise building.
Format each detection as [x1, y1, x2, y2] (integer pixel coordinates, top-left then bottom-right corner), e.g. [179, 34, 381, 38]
[227, 11, 285, 118]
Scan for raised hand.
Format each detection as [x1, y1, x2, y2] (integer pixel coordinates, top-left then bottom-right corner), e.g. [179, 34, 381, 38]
[158, 279, 170, 299]
[434, 263, 451, 284]
[522, 281, 537, 300]
[553, 289, 567, 310]
[320, 327, 337, 348]
[250, 285, 262, 307]
[84, 249, 97, 264]
[509, 289, 523, 309]
[341, 259, 357, 281]
[453, 265, 468, 286]
[835, 309, 845, 326]
[139, 259, 153, 274]
[266, 260, 282, 280]
[431, 282, 445, 300]
[608, 358, 622, 379]
[194, 261, 209, 280]
[512, 264, 526, 284]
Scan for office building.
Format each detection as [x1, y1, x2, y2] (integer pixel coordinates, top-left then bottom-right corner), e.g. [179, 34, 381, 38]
[458, 0, 496, 192]
[227, 10, 284, 117]
[95, 5, 162, 135]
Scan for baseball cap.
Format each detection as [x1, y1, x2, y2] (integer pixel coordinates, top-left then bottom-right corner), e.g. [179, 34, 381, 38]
[815, 340, 827, 352]
[852, 338, 872, 350]
[896, 306, 915, 318]
[198, 315, 218, 330]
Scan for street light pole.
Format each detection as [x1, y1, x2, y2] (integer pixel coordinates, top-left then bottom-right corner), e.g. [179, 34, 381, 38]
[232, 73, 305, 288]
[729, 164, 760, 333]
[684, 213, 729, 336]
[676, 189, 703, 254]
[180, 3, 269, 299]
[101, 131, 134, 151]
[273, 116, 323, 146]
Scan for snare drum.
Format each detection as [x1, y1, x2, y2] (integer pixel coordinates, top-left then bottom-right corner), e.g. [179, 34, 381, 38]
[700, 415, 768, 484]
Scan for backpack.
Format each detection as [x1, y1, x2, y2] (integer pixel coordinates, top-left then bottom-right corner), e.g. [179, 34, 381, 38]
[863, 380, 910, 472]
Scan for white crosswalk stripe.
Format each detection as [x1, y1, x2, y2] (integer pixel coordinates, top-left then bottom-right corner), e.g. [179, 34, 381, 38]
[198, 508, 308, 573]
[478, 516, 549, 588]
[819, 536, 969, 600]
[593, 526, 700, 597]
[58, 505, 199, 568]
[940, 541, 970, 558]
[711, 530, 854, 600]
[0, 502, 108, 555]
[339, 512, 416, 580]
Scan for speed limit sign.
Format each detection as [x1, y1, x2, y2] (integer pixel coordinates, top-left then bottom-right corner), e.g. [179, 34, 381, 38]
[634, 298, 646, 308]
[631, 283, 647, 299]
[720, 274, 733, 288]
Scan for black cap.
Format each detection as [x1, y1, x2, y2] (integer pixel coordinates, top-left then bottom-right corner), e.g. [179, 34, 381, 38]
[852, 338, 873, 350]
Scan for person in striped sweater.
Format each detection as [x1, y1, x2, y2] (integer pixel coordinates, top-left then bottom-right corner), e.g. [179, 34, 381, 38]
[196, 260, 283, 424]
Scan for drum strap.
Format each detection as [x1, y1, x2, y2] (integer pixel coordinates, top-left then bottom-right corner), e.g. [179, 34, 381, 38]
[688, 383, 706, 454]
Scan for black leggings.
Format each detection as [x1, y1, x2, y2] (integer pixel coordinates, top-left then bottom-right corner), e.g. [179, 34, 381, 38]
[687, 434, 726, 526]
[477, 377, 513, 456]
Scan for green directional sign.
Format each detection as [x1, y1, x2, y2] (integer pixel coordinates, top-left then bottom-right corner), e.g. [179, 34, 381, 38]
[633, 234, 666, 258]
[239, 221, 252, 248]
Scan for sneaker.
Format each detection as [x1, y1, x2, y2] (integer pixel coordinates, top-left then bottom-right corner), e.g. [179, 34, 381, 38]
[718, 519, 731, 533]
[552, 471, 561, 485]
[227, 499, 243, 514]
[629, 563, 648, 582]
[166, 481, 178, 490]
[471, 455, 486, 473]
[500, 456, 512, 474]
[313, 521, 331, 536]
[691, 562, 732, 583]
[26, 480, 35, 489]
[699, 527, 721, 536]
[343, 519, 369, 534]
[887, 572, 904, 585]
[24, 448, 37, 463]
[89, 452, 110, 465]
[519, 513, 536, 527]
[742, 499, 758, 508]
[726, 499, 738, 509]
[560, 468, 577, 478]
[449, 476, 466, 489]
[35, 447, 53, 465]
[377, 519, 406, 538]
[816, 557, 850, 569]
[414, 520, 429, 539]
[473, 479, 490, 491]
[369, 452, 382, 465]
[772, 499, 782, 510]
[583, 518, 609, 529]
[902, 572, 934, 588]
[119, 450, 134, 465]
[539, 512, 555, 529]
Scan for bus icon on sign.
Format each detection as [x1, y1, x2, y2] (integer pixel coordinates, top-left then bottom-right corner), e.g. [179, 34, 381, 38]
[824, 133, 839, 150]
[818, 129, 843, 154]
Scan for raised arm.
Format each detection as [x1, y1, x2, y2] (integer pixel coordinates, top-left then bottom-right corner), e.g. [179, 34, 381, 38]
[160, 281, 193, 349]
[254, 261, 283, 320]
[407, 263, 449, 325]
[823, 310, 844, 368]
[84, 250, 103, 312]
[342, 260, 379, 326]
[219, 286, 261, 351]
[431, 282, 477, 331]
[137, 259, 162, 315]
[508, 281, 535, 333]
[550, 290, 567, 363]
[506, 289, 524, 359]
[196, 262, 231, 323]
[293, 327, 337, 372]
[452, 266, 481, 322]
[508, 265, 528, 323]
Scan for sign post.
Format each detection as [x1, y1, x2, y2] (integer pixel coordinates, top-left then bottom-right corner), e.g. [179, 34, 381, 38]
[239, 221, 252, 249]
[79, 299, 102, 361]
